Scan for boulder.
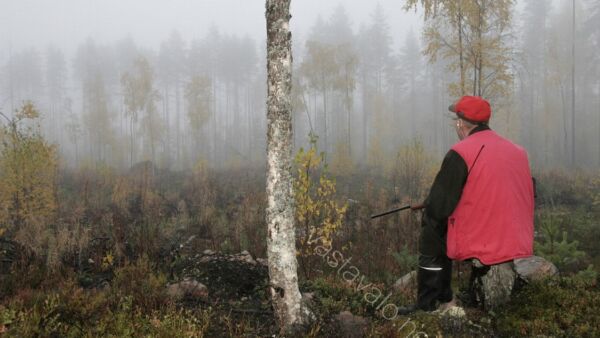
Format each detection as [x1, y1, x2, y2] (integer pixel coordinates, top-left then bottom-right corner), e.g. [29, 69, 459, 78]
[514, 255, 558, 282]
[393, 270, 417, 293]
[202, 249, 216, 256]
[167, 278, 208, 301]
[477, 260, 515, 310]
[443, 306, 466, 318]
[334, 311, 369, 338]
[238, 250, 257, 265]
[302, 292, 315, 301]
[471, 256, 558, 310]
[256, 258, 268, 266]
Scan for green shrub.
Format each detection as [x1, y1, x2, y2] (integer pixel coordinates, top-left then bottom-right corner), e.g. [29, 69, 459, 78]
[535, 210, 586, 272]
[0, 276, 211, 337]
[495, 277, 600, 337]
[111, 255, 169, 310]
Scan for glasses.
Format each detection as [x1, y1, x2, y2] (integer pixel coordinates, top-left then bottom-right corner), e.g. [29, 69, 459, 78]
[448, 115, 461, 128]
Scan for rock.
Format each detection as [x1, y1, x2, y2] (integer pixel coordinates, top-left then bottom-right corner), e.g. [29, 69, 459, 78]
[167, 278, 208, 301]
[202, 249, 215, 255]
[393, 270, 417, 293]
[302, 292, 314, 301]
[199, 256, 213, 263]
[439, 306, 468, 333]
[99, 280, 111, 291]
[514, 255, 558, 282]
[478, 260, 515, 310]
[467, 256, 559, 311]
[334, 311, 369, 338]
[176, 251, 269, 300]
[256, 258, 268, 266]
[444, 306, 466, 318]
[238, 251, 256, 265]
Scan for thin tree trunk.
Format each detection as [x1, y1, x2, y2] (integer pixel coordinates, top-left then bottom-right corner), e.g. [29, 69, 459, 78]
[164, 85, 171, 165]
[176, 81, 181, 168]
[571, 0, 576, 167]
[559, 81, 569, 164]
[323, 86, 328, 152]
[130, 114, 135, 167]
[362, 75, 368, 161]
[457, 3, 465, 95]
[346, 71, 352, 158]
[477, 3, 483, 97]
[265, 0, 312, 333]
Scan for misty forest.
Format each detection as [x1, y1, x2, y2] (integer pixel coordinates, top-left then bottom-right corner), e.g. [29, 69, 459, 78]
[1, 0, 600, 336]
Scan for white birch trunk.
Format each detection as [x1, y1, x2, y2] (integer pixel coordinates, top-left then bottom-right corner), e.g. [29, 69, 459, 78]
[265, 0, 312, 333]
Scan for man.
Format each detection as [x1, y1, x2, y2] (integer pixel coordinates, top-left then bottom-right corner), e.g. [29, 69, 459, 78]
[399, 96, 535, 314]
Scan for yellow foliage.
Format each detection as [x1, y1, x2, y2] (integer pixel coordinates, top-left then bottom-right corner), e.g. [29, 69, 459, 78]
[294, 134, 347, 254]
[0, 103, 83, 270]
[102, 251, 115, 271]
[111, 162, 161, 219]
[15, 101, 40, 120]
[0, 102, 58, 233]
[406, 0, 514, 100]
[391, 139, 437, 202]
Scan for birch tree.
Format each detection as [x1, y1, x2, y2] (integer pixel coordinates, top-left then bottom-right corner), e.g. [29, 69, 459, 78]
[265, 0, 312, 333]
[405, 0, 514, 101]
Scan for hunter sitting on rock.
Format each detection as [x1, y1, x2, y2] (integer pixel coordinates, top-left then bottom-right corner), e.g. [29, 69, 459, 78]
[399, 96, 535, 315]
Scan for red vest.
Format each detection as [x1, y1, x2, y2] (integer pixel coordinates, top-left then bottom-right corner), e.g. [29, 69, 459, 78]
[447, 130, 534, 265]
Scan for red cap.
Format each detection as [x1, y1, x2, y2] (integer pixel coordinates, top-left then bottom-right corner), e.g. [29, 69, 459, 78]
[448, 96, 491, 123]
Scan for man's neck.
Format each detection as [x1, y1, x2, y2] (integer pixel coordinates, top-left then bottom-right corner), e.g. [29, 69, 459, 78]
[468, 124, 490, 136]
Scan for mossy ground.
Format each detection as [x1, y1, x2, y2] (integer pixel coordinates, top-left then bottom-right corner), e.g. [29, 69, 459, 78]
[1, 259, 599, 337]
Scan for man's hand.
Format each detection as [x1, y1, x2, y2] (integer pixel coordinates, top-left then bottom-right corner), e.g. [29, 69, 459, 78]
[411, 203, 425, 211]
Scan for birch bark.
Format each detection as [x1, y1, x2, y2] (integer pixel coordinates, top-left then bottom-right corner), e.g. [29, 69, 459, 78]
[265, 0, 313, 333]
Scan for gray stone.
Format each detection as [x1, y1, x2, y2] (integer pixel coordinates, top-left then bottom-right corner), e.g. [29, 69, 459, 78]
[471, 256, 559, 311]
[514, 255, 558, 282]
[302, 292, 314, 301]
[393, 270, 417, 293]
[238, 251, 257, 265]
[256, 258, 268, 266]
[199, 255, 213, 263]
[166, 278, 208, 301]
[334, 311, 369, 338]
[474, 260, 516, 310]
[444, 306, 466, 318]
[99, 280, 111, 291]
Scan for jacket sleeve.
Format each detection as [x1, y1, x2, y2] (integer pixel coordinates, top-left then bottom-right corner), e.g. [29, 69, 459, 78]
[423, 149, 468, 234]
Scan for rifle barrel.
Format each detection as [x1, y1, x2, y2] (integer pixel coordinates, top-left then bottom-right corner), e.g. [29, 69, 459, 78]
[370, 205, 411, 219]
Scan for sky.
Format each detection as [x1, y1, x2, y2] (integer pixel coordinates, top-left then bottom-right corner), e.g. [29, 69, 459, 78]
[0, 0, 423, 57]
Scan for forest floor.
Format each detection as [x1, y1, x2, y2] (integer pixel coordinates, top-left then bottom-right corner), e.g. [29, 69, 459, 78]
[3, 246, 598, 337]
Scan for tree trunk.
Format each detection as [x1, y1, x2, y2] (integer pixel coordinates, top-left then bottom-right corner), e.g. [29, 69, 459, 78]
[571, 0, 576, 167]
[457, 3, 465, 95]
[265, 0, 312, 333]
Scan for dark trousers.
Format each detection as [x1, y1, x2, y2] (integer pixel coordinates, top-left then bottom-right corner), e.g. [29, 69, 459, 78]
[416, 216, 453, 311]
[416, 254, 453, 310]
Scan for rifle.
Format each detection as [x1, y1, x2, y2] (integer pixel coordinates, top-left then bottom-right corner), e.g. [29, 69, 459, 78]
[370, 203, 425, 219]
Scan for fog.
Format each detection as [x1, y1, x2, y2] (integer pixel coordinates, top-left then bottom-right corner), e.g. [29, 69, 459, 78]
[0, 0, 599, 171]
[1, 1, 420, 53]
